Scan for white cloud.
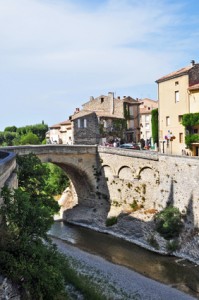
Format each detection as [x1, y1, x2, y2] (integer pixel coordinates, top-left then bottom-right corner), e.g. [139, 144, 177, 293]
[0, 0, 199, 129]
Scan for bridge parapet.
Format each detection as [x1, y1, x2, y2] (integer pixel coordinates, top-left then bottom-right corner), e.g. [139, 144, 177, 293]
[0, 151, 17, 205]
[98, 146, 159, 161]
[2, 144, 98, 156]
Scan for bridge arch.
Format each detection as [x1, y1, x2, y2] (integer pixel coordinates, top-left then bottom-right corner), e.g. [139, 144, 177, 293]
[2, 145, 99, 206]
[118, 165, 134, 180]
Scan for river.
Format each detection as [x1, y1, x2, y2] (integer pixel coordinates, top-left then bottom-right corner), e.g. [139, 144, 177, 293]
[49, 221, 199, 299]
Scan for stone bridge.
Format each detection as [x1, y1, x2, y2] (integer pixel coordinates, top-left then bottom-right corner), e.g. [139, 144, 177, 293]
[1, 145, 199, 231]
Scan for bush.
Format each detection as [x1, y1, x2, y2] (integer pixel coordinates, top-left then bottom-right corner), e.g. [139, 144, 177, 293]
[155, 206, 183, 240]
[147, 235, 159, 250]
[129, 200, 139, 211]
[106, 217, 117, 227]
[166, 240, 180, 252]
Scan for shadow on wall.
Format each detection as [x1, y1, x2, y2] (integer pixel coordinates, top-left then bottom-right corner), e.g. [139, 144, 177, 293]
[61, 157, 111, 226]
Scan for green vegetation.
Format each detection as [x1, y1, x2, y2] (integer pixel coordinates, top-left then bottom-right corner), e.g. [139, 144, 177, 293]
[182, 113, 199, 127]
[147, 235, 159, 250]
[129, 199, 139, 211]
[185, 134, 199, 148]
[0, 153, 68, 299]
[182, 113, 199, 148]
[106, 216, 118, 226]
[151, 108, 158, 145]
[155, 206, 183, 240]
[44, 163, 69, 196]
[166, 240, 180, 252]
[0, 123, 48, 146]
[1, 153, 118, 299]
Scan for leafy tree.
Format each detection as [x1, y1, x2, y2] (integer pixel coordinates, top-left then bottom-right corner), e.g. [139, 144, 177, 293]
[4, 126, 17, 132]
[20, 132, 40, 145]
[151, 108, 158, 145]
[155, 206, 183, 240]
[0, 132, 5, 145]
[31, 124, 48, 142]
[44, 163, 69, 195]
[0, 153, 69, 299]
[3, 131, 17, 146]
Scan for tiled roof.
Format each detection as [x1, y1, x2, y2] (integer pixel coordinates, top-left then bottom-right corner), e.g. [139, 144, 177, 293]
[49, 123, 61, 129]
[188, 83, 199, 91]
[71, 109, 124, 120]
[156, 65, 192, 83]
[60, 119, 71, 125]
[49, 119, 71, 128]
[71, 110, 95, 120]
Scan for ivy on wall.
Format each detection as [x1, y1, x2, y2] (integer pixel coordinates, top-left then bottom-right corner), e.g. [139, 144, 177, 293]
[182, 113, 199, 128]
[185, 134, 199, 148]
[182, 113, 199, 148]
[151, 108, 158, 144]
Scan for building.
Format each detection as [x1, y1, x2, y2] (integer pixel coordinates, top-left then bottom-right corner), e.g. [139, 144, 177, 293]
[139, 98, 158, 147]
[156, 60, 199, 155]
[71, 92, 141, 145]
[46, 119, 73, 144]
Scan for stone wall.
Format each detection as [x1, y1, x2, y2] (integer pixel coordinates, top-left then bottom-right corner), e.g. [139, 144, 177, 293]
[97, 147, 199, 226]
[0, 151, 17, 205]
[73, 112, 100, 145]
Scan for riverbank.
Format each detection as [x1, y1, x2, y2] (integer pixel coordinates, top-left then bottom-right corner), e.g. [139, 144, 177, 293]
[51, 236, 197, 300]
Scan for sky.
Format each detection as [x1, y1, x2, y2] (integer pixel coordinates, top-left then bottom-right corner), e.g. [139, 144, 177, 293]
[1, 0, 199, 130]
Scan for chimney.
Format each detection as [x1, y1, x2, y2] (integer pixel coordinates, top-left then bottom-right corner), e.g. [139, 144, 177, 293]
[90, 96, 94, 101]
[117, 96, 120, 99]
[123, 96, 126, 98]
[191, 60, 195, 66]
[75, 108, 80, 114]
[108, 92, 114, 114]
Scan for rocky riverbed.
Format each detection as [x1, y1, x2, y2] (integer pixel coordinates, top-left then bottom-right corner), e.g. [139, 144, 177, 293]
[51, 236, 197, 300]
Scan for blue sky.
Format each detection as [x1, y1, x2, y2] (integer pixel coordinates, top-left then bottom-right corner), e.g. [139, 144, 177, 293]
[1, 0, 199, 130]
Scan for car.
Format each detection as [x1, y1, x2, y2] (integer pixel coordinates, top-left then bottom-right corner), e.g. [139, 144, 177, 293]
[119, 143, 140, 150]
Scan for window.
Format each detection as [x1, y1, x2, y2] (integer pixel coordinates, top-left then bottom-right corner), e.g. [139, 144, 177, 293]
[194, 128, 198, 134]
[101, 98, 104, 103]
[145, 123, 150, 129]
[175, 81, 179, 86]
[84, 119, 87, 128]
[77, 119, 81, 128]
[145, 115, 150, 122]
[179, 133, 183, 143]
[178, 115, 183, 122]
[166, 116, 170, 126]
[175, 91, 179, 102]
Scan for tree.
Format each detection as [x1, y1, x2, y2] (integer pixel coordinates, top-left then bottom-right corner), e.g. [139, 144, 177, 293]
[44, 163, 69, 195]
[4, 126, 17, 132]
[0, 153, 69, 299]
[3, 131, 17, 146]
[151, 108, 158, 145]
[20, 132, 40, 145]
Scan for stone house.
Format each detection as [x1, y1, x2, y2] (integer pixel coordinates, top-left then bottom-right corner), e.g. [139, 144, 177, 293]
[156, 60, 199, 156]
[71, 92, 141, 145]
[138, 98, 158, 147]
[46, 119, 73, 144]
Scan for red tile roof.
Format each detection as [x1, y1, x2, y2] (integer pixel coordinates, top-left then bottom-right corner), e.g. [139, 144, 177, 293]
[188, 83, 199, 91]
[156, 65, 192, 83]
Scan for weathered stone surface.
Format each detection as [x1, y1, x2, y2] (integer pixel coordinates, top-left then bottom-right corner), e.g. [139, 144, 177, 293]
[2, 145, 199, 263]
[0, 276, 20, 300]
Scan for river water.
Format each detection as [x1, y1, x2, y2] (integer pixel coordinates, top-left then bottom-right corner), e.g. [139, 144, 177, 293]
[49, 221, 199, 298]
